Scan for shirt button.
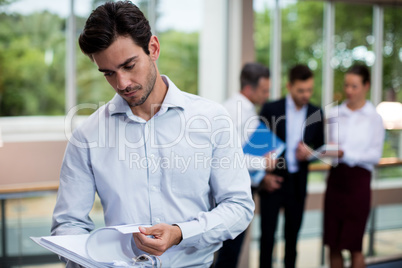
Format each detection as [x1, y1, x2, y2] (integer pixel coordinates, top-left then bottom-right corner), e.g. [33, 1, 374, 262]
[151, 185, 157, 191]
[154, 217, 161, 223]
[150, 154, 155, 159]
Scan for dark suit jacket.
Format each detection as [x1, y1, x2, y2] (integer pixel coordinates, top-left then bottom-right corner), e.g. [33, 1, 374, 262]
[259, 98, 325, 193]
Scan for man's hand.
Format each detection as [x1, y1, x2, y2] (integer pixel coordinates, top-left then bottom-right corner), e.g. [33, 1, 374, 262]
[296, 142, 311, 161]
[320, 149, 344, 158]
[264, 152, 278, 172]
[260, 173, 283, 193]
[133, 223, 182, 256]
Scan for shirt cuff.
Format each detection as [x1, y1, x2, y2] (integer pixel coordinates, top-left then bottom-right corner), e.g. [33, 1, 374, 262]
[173, 221, 202, 248]
[341, 151, 357, 167]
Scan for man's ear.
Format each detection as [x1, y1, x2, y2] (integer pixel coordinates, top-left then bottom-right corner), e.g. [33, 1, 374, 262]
[286, 82, 291, 92]
[148, 35, 160, 61]
[363, 82, 371, 93]
[242, 85, 252, 95]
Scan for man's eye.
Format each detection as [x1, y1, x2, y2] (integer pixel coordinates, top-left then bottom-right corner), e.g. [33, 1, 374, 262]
[104, 72, 114, 77]
[124, 64, 135, 70]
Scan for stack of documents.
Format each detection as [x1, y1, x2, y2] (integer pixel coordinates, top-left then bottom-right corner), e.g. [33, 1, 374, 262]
[31, 224, 157, 268]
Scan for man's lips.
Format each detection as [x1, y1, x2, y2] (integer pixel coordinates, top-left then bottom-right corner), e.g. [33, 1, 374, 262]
[123, 90, 138, 97]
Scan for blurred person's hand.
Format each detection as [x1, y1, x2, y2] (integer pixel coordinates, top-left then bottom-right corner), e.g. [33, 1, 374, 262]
[296, 142, 311, 161]
[319, 144, 344, 158]
[264, 152, 278, 172]
[260, 174, 283, 193]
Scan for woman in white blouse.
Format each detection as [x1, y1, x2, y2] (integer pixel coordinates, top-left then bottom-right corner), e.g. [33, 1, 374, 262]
[323, 64, 385, 268]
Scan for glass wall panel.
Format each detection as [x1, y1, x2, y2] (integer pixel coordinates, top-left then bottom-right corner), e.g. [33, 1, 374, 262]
[156, 0, 202, 95]
[280, 0, 324, 105]
[333, 2, 373, 103]
[0, 0, 68, 116]
[254, 0, 324, 105]
[254, 0, 272, 68]
[383, 5, 402, 103]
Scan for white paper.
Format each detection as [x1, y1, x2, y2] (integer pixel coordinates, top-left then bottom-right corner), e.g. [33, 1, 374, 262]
[31, 224, 153, 268]
[308, 144, 340, 160]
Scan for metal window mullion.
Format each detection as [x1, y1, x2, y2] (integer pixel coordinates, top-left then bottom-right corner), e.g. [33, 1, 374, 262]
[65, 0, 76, 114]
[322, 1, 334, 107]
[372, 5, 384, 107]
[270, 0, 281, 101]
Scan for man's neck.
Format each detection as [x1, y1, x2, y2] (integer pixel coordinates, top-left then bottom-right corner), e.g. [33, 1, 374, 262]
[347, 99, 366, 111]
[240, 91, 254, 105]
[130, 76, 168, 121]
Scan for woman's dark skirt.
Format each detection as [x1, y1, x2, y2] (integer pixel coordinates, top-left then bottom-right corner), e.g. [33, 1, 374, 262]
[323, 163, 371, 252]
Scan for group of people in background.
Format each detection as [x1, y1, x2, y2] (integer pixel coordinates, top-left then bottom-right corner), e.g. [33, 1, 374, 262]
[215, 62, 384, 268]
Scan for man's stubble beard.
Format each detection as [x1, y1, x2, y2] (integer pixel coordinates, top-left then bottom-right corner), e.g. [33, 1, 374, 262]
[126, 57, 157, 107]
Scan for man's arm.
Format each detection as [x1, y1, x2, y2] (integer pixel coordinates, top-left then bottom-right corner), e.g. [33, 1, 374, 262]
[51, 130, 96, 237]
[171, 113, 254, 250]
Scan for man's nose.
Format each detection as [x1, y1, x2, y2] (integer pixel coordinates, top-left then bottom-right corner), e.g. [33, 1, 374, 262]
[116, 72, 131, 91]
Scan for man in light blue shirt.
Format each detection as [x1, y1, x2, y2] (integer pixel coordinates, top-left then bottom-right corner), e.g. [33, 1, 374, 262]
[51, 2, 254, 268]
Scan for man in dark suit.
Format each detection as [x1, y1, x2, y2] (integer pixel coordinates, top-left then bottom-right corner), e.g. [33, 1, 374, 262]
[258, 64, 325, 268]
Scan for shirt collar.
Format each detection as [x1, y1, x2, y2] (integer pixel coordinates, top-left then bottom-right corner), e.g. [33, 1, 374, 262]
[109, 75, 186, 117]
[286, 94, 307, 112]
[236, 92, 255, 111]
[339, 100, 374, 116]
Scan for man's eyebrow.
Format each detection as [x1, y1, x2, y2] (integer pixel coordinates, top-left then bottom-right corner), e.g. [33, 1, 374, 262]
[98, 56, 138, 73]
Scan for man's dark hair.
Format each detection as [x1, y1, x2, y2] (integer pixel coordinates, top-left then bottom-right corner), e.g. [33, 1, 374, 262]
[240, 63, 270, 90]
[346, 64, 370, 84]
[78, 1, 152, 60]
[289, 64, 313, 84]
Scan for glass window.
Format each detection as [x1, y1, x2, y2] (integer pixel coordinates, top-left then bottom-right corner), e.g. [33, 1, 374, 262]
[254, 0, 324, 105]
[333, 2, 373, 103]
[280, 0, 324, 105]
[156, 0, 202, 95]
[0, 0, 68, 116]
[254, 0, 272, 68]
[383, 5, 402, 103]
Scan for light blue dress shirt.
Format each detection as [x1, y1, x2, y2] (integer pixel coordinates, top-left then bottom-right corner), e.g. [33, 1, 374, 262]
[51, 76, 255, 268]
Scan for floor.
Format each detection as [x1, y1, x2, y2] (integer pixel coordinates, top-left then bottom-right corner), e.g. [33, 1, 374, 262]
[2, 194, 402, 268]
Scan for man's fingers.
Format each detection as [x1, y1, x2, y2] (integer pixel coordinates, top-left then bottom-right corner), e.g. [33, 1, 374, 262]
[133, 233, 165, 256]
[274, 175, 284, 182]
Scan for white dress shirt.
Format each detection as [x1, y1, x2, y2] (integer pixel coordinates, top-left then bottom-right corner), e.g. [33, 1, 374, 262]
[285, 94, 308, 173]
[51, 76, 254, 268]
[223, 93, 267, 184]
[328, 100, 384, 171]
[223, 92, 260, 145]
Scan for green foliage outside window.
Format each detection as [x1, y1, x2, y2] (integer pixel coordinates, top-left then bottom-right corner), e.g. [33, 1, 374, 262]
[0, 11, 66, 115]
[0, 0, 400, 118]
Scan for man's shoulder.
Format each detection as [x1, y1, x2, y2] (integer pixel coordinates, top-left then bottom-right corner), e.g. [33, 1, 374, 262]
[72, 102, 113, 134]
[261, 98, 285, 115]
[307, 102, 323, 113]
[180, 91, 229, 116]
[263, 98, 285, 108]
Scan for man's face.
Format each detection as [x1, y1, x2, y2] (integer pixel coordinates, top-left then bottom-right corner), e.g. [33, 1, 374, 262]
[92, 36, 157, 107]
[250, 77, 270, 106]
[344, 73, 369, 104]
[287, 78, 314, 108]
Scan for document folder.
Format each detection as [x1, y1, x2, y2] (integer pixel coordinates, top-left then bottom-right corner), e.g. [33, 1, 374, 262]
[242, 122, 285, 186]
[31, 224, 158, 268]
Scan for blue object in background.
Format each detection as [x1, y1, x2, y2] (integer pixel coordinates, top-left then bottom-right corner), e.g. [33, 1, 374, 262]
[243, 122, 285, 186]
